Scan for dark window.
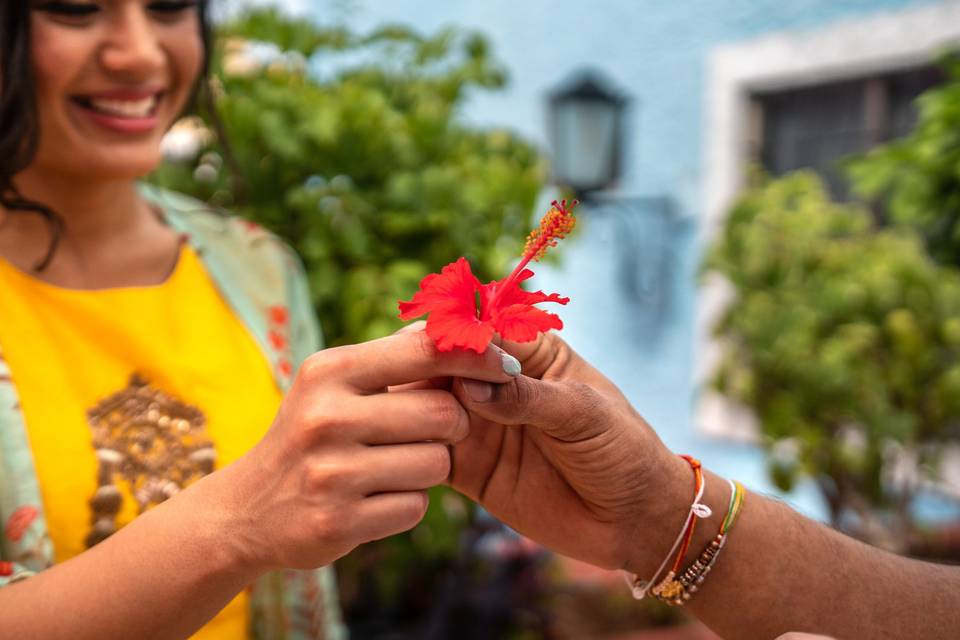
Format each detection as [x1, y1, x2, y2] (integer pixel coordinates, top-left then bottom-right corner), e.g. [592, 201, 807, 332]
[752, 66, 943, 200]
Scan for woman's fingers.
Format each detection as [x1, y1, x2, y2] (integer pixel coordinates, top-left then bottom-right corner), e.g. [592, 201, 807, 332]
[307, 330, 521, 392]
[362, 390, 468, 444]
[350, 491, 430, 543]
[393, 320, 427, 335]
[387, 377, 452, 393]
[321, 389, 469, 445]
[352, 443, 452, 494]
[494, 331, 552, 376]
[301, 444, 450, 499]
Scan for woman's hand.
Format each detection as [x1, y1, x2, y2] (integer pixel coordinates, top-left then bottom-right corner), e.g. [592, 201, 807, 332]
[215, 330, 521, 573]
[448, 332, 688, 574]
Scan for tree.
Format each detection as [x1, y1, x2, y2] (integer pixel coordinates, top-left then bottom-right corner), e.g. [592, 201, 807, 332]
[150, 8, 552, 635]
[152, 8, 545, 347]
[705, 170, 960, 550]
[847, 55, 960, 267]
[706, 58, 960, 552]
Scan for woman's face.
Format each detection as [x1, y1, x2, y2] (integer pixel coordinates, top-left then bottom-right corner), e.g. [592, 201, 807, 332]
[28, 0, 203, 181]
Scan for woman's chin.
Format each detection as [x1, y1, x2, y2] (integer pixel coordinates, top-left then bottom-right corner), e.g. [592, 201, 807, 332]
[105, 158, 163, 181]
[61, 151, 164, 182]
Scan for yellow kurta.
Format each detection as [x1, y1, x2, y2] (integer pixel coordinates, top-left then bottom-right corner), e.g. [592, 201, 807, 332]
[0, 246, 283, 639]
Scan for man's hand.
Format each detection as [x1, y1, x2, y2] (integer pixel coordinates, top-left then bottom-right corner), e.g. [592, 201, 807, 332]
[447, 332, 685, 573]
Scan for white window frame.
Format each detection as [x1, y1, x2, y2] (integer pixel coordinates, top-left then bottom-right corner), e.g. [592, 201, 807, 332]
[696, 1, 960, 441]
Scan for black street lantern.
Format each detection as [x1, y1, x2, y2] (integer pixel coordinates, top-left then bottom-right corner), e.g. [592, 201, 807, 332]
[547, 70, 630, 200]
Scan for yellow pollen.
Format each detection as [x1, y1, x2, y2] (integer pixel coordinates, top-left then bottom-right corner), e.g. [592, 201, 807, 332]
[523, 199, 578, 262]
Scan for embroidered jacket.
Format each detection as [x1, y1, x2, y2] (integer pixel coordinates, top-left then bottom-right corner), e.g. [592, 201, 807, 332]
[0, 185, 346, 640]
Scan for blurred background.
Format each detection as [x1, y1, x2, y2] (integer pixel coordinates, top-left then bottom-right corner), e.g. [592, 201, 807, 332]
[152, 0, 960, 637]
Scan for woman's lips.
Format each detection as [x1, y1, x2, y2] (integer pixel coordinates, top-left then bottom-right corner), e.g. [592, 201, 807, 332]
[71, 91, 164, 134]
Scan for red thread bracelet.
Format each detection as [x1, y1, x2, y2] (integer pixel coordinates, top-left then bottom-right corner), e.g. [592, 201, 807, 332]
[671, 455, 703, 573]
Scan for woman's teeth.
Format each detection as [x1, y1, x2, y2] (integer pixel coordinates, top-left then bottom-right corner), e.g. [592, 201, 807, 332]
[86, 95, 159, 118]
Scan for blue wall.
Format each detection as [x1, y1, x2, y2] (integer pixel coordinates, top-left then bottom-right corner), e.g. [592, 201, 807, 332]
[312, 0, 946, 518]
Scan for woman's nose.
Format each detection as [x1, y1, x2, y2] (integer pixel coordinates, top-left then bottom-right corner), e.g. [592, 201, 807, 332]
[99, 6, 165, 79]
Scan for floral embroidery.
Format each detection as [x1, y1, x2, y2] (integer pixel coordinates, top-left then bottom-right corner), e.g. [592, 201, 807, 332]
[269, 330, 288, 351]
[270, 305, 289, 326]
[267, 305, 293, 381]
[4, 506, 38, 542]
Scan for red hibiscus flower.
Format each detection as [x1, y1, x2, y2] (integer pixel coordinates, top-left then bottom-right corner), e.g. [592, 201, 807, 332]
[5, 505, 38, 543]
[399, 200, 577, 353]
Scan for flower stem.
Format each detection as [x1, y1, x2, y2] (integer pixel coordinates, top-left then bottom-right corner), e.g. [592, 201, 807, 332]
[489, 199, 578, 308]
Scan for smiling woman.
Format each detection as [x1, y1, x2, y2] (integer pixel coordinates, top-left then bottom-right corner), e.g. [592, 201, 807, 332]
[28, 0, 202, 162]
[0, 1, 211, 270]
[0, 1, 502, 639]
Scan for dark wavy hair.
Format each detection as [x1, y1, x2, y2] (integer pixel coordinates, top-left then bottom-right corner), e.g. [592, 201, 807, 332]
[0, 1, 214, 270]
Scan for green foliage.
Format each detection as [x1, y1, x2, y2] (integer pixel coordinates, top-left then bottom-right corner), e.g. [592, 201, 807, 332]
[149, 7, 546, 621]
[709, 59, 960, 544]
[151, 7, 544, 348]
[847, 54, 960, 266]
[706, 171, 960, 533]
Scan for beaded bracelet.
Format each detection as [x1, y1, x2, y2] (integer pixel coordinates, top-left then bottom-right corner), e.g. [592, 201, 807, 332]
[654, 479, 745, 606]
[625, 455, 712, 600]
[650, 456, 707, 599]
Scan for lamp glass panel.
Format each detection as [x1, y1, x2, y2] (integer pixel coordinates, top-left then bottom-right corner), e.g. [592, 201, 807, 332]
[552, 100, 617, 189]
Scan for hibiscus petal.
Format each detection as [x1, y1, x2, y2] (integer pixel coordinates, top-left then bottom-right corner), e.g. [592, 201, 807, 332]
[514, 289, 570, 306]
[487, 270, 569, 310]
[426, 309, 495, 353]
[398, 258, 495, 352]
[398, 258, 481, 320]
[493, 304, 564, 343]
[398, 255, 569, 353]
[479, 269, 568, 343]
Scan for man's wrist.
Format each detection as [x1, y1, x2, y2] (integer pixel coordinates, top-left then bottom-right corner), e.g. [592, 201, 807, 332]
[621, 452, 728, 580]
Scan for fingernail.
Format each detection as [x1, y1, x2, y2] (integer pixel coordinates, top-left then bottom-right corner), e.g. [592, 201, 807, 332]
[501, 353, 522, 377]
[462, 379, 493, 402]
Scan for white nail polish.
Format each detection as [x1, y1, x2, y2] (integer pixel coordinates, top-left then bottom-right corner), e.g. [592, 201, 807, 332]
[501, 353, 522, 376]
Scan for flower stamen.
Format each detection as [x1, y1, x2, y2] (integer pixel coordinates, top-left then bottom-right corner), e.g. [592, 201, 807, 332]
[523, 199, 578, 263]
[498, 199, 578, 295]
[398, 200, 575, 353]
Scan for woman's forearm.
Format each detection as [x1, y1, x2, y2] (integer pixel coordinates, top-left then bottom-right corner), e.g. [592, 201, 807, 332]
[0, 468, 260, 640]
[631, 459, 960, 640]
[0, 334, 523, 639]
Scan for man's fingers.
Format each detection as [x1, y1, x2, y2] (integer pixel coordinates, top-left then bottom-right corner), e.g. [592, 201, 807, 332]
[453, 376, 603, 442]
[305, 330, 520, 391]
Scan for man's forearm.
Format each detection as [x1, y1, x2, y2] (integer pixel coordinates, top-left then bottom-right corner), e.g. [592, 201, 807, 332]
[630, 460, 960, 639]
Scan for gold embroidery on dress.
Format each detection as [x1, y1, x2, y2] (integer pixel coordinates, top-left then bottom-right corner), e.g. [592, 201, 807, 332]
[84, 373, 214, 548]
